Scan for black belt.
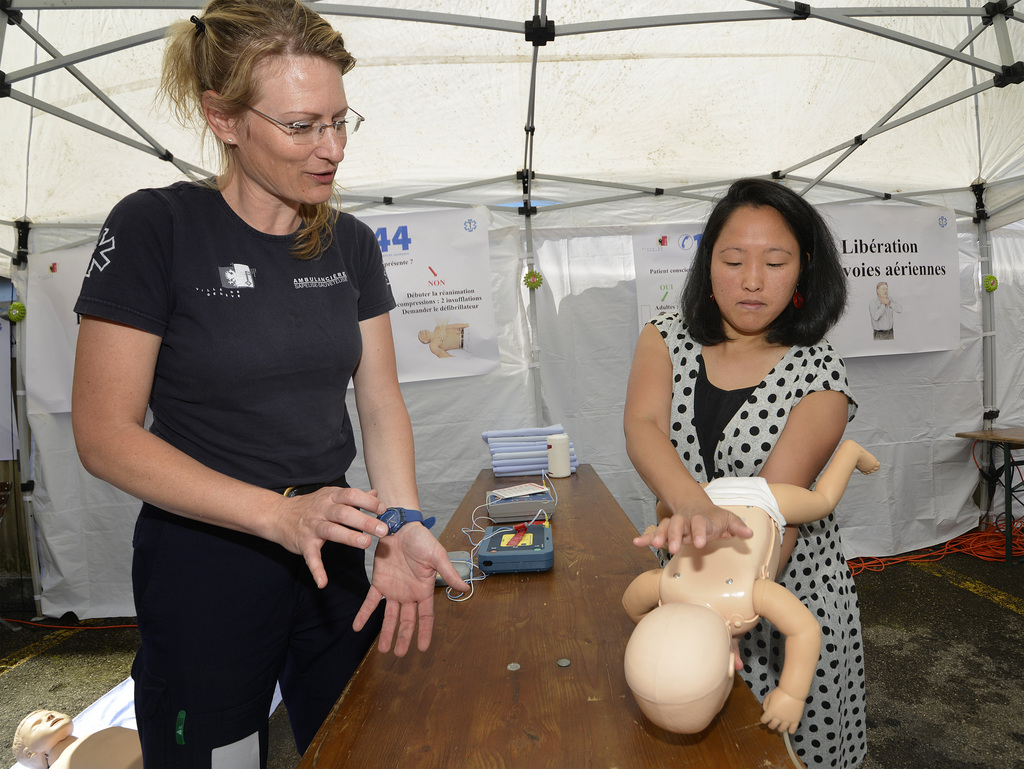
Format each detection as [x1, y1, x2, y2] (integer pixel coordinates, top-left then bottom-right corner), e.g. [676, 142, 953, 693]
[275, 475, 348, 497]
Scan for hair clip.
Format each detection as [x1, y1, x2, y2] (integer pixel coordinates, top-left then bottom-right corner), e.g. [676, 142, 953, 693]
[190, 15, 206, 37]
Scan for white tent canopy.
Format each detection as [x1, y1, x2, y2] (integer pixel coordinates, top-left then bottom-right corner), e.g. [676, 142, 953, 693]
[3, 1, 1024, 618]
[5, 2, 1024, 223]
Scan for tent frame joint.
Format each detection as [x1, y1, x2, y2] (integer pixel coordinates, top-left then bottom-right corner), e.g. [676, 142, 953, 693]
[972, 182, 989, 224]
[982, 2, 1013, 26]
[524, 15, 555, 46]
[792, 3, 810, 21]
[994, 62, 1024, 88]
[1, 0, 22, 27]
[14, 220, 29, 266]
[518, 169, 535, 196]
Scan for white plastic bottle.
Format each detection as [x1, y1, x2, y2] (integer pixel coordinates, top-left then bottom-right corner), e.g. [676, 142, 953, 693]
[547, 433, 571, 478]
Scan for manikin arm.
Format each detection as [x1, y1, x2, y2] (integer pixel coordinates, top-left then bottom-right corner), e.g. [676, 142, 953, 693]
[429, 339, 453, 358]
[754, 388, 850, 569]
[767, 440, 880, 526]
[621, 568, 663, 624]
[752, 579, 822, 734]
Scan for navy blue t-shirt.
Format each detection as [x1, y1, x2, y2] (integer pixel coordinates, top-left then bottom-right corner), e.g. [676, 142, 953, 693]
[75, 181, 396, 489]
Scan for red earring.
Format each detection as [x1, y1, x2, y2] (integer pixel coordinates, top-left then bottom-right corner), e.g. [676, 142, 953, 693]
[792, 291, 804, 308]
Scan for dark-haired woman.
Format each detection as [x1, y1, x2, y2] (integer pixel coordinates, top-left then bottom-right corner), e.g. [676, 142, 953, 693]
[625, 178, 865, 767]
[70, 1, 467, 766]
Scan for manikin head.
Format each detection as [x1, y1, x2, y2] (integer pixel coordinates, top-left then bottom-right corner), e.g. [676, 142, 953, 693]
[11, 710, 74, 769]
[623, 603, 734, 733]
[417, 329, 432, 344]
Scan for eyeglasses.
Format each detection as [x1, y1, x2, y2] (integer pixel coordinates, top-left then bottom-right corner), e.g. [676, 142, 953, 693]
[247, 106, 364, 144]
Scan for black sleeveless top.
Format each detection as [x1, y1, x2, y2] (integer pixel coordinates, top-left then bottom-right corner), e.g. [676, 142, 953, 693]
[693, 355, 756, 481]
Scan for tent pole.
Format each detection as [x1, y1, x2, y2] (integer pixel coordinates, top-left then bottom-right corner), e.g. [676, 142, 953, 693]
[9, 241, 42, 618]
[523, 214, 542, 428]
[977, 202, 997, 515]
[521, 2, 545, 429]
[0, 4, 8, 64]
[14, 320, 42, 618]
[977, 204, 996, 429]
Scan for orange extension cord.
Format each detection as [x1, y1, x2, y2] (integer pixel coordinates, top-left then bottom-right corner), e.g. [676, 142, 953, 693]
[848, 517, 1024, 575]
[848, 440, 1024, 575]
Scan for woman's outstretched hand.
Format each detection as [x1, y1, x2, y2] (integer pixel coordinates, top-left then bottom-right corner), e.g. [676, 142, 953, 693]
[633, 507, 753, 554]
[354, 523, 470, 657]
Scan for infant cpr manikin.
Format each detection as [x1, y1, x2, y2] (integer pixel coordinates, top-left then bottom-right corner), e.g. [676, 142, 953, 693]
[622, 440, 880, 735]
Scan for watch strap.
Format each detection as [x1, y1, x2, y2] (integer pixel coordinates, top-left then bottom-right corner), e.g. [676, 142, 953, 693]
[379, 507, 436, 535]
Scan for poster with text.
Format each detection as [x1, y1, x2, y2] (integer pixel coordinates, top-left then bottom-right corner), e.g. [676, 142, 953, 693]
[631, 224, 704, 333]
[630, 205, 958, 358]
[822, 203, 959, 358]
[355, 208, 499, 383]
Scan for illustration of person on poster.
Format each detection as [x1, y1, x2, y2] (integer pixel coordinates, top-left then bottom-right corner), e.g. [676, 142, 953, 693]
[417, 320, 469, 359]
[356, 209, 499, 382]
[867, 281, 903, 341]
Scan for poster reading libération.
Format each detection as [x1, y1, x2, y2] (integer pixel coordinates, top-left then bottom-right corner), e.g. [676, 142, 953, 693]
[355, 207, 500, 383]
[631, 202, 960, 359]
[820, 203, 959, 358]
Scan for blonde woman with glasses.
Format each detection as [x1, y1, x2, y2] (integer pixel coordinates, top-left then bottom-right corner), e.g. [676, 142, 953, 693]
[71, 2, 467, 766]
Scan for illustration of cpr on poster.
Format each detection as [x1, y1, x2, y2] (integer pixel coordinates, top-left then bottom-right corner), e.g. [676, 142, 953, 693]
[355, 208, 500, 383]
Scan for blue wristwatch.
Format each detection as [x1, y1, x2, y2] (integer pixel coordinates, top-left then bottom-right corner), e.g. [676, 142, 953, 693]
[379, 507, 436, 535]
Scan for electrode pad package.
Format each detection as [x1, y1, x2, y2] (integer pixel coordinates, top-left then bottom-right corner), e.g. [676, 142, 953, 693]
[477, 522, 554, 574]
[485, 489, 556, 522]
[485, 481, 557, 522]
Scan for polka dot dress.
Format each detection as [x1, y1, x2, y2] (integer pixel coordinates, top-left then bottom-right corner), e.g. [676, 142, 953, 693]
[651, 312, 867, 768]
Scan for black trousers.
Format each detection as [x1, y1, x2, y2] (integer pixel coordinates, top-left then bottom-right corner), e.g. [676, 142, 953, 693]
[131, 503, 384, 768]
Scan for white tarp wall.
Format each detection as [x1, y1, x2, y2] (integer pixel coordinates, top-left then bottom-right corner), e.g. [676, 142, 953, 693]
[19, 192, 1020, 619]
[5, 2, 1024, 617]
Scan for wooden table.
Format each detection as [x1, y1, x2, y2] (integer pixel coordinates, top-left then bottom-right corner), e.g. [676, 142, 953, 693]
[299, 465, 800, 768]
[957, 427, 1024, 563]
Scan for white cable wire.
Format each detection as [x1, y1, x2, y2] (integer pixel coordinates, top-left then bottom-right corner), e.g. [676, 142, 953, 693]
[445, 501, 551, 602]
[783, 732, 802, 768]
